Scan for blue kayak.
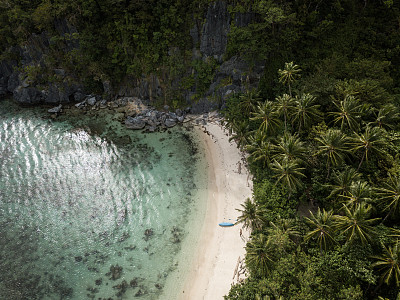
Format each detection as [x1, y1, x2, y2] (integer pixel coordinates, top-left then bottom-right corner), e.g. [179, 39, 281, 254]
[219, 222, 235, 227]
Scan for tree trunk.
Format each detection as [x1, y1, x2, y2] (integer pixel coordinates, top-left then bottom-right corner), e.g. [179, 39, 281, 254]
[357, 153, 365, 171]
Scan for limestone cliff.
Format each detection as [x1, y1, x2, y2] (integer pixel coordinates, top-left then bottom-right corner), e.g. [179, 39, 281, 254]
[0, 1, 262, 113]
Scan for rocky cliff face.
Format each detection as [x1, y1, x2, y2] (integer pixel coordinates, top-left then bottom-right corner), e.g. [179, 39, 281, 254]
[0, 19, 84, 105]
[200, 1, 230, 62]
[0, 2, 261, 113]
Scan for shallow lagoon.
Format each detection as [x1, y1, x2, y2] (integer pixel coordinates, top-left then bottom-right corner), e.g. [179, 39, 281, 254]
[0, 99, 207, 299]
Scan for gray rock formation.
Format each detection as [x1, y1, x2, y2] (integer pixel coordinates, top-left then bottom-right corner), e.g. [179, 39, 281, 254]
[13, 86, 43, 105]
[125, 116, 146, 130]
[165, 119, 177, 128]
[124, 105, 186, 131]
[87, 96, 97, 106]
[0, 2, 262, 115]
[117, 74, 162, 101]
[200, 1, 230, 61]
[0, 20, 84, 105]
[0, 60, 17, 97]
[48, 104, 62, 113]
[190, 97, 221, 114]
[75, 100, 86, 108]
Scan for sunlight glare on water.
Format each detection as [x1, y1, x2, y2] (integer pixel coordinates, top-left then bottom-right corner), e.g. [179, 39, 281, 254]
[0, 99, 206, 299]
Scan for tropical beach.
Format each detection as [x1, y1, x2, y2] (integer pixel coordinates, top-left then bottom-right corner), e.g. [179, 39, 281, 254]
[180, 118, 252, 299]
[2, 1, 400, 299]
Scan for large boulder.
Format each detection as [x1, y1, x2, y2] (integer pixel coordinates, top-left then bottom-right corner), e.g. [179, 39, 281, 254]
[13, 86, 43, 104]
[41, 83, 84, 104]
[87, 96, 97, 106]
[74, 91, 86, 102]
[125, 116, 146, 130]
[48, 104, 62, 113]
[164, 118, 177, 128]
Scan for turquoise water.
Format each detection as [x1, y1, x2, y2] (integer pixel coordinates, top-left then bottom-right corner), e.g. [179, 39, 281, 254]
[0, 99, 207, 299]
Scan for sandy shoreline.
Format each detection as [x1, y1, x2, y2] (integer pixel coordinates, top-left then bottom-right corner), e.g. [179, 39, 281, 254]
[179, 119, 253, 299]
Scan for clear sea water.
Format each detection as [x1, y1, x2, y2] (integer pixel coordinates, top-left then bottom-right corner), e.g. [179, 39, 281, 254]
[0, 99, 207, 300]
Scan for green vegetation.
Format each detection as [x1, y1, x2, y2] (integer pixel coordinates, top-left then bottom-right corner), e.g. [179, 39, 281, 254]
[2, 0, 400, 298]
[225, 61, 400, 298]
[223, 1, 400, 298]
[0, 0, 209, 93]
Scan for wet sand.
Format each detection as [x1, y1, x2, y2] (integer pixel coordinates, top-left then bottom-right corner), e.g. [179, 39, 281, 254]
[180, 120, 252, 299]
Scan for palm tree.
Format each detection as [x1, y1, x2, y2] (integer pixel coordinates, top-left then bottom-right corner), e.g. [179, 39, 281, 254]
[291, 93, 321, 131]
[245, 234, 275, 277]
[372, 242, 400, 287]
[229, 120, 250, 151]
[246, 133, 272, 168]
[278, 62, 301, 97]
[251, 101, 282, 136]
[344, 180, 372, 207]
[368, 104, 400, 131]
[334, 203, 380, 245]
[275, 93, 294, 132]
[328, 167, 361, 200]
[267, 218, 300, 252]
[329, 95, 365, 132]
[351, 126, 386, 171]
[376, 174, 400, 220]
[304, 208, 336, 252]
[314, 129, 351, 178]
[236, 198, 265, 232]
[271, 158, 306, 195]
[239, 89, 261, 117]
[272, 132, 306, 164]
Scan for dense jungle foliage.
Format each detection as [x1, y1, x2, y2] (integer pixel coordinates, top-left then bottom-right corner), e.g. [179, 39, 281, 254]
[222, 1, 400, 299]
[2, 0, 400, 299]
[0, 0, 211, 94]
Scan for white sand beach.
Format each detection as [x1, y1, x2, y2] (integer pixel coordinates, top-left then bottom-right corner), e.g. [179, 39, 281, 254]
[180, 118, 253, 299]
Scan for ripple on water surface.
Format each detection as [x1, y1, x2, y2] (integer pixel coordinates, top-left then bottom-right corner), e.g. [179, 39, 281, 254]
[0, 100, 206, 299]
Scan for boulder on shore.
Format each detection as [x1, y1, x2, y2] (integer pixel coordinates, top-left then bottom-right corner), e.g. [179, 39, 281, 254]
[164, 118, 176, 128]
[87, 96, 97, 106]
[125, 116, 146, 130]
[48, 104, 62, 114]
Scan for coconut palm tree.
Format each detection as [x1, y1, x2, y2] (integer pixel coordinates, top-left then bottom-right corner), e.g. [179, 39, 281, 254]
[372, 242, 400, 287]
[304, 208, 336, 252]
[376, 174, 400, 220]
[351, 126, 386, 171]
[239, 89, 261, 117]
[245, 234, 275, 277]
[278, 62, 301, 97]
[272, 132, 306, 164]
[251, 101, 282, 136]
[314, 129, 351, 178]
[343, 180, 372, 207]
[267, 218, 300, 252]
[330, 95, 365, 132]
[334, 203, 380, 245]
[368, 104, 400, 131]
[291, 93, 321, 132]
[229, 120, 250, 151]
[271, 158, 306, 195]
[246, 133, 273, 168]
[328, 167, 361, 200]
[275, 93, 294, 132]
[236, 198, 265, 232]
